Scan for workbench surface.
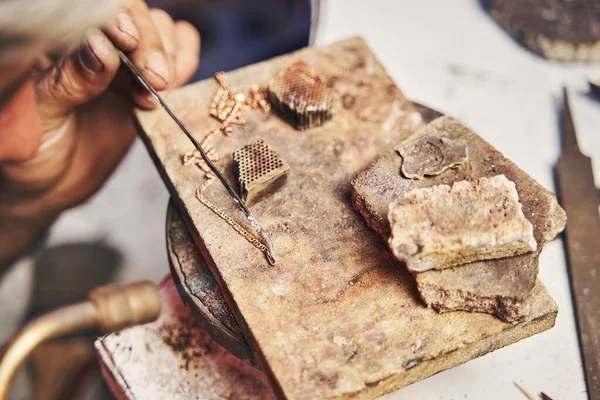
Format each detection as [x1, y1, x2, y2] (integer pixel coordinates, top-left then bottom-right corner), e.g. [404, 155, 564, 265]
[27, 2, 598, 399]
[316, 2, 598, 399]
[135, 37, 560, 399]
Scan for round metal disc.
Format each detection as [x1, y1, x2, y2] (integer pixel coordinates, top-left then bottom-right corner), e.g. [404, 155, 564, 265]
[166, 203, 257, 366]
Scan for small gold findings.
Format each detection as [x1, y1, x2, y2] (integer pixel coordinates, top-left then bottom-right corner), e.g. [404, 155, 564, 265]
[234, 139, 290, 206]
[209, 72, 271, 129]
[268, 60, 336, 130]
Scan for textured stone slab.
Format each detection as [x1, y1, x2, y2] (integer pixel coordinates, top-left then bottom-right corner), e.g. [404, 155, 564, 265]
[96, 277, 275, 400]
[488, 0, 600, 62]
[136, 38, 560, 399]
[352, 116, 566, 321]
[388, 175, 537, 272]
[164, 106, 440, 369]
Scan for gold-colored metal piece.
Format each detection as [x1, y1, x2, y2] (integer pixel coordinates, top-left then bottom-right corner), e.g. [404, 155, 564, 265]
[209, 72, 271, 127]
[0, 281, 160, 400]
[182, 72, 275, 264]
[268, 60, 336, 130]
[0, 303, 98, 400]
[196, 182, 276, 265]
[234, 139, 290, 206]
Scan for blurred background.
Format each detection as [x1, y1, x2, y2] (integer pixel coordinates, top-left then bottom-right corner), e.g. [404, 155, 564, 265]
[147, 0, 315, 81]
[2, 0, 600, 399]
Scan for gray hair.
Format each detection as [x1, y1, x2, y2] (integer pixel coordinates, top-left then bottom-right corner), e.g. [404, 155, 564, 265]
[0, 0, 126, 60]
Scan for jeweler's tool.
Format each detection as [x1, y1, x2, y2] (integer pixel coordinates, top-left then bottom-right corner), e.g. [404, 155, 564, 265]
[556, 87, 600, 400]
[118, 51, 275, 263]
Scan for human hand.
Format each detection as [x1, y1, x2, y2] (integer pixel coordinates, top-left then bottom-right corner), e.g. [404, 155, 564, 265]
[0, 0, 200, 266]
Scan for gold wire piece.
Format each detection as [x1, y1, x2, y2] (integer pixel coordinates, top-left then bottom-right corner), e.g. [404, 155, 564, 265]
[182, 72, 274, 264]
[513, 383, 537, 400]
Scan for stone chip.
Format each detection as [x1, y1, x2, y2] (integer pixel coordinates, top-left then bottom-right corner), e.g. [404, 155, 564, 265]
[397, 135, 468, 179]
[388, 175, 537, 273]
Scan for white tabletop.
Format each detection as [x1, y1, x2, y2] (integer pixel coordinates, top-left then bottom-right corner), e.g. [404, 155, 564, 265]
[16, 1, 596, 399]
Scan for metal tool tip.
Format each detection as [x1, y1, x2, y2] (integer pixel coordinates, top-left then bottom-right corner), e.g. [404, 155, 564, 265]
[247, 214, 276, 265]
[562, 86, 569, 103]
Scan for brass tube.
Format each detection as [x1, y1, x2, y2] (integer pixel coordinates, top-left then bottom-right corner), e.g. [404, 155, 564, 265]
[0, 280, 161, 400]
[0, 302, 99, 399]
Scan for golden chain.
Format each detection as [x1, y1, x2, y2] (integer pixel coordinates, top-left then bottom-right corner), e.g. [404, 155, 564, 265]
[182, 72, 273, 263]
[196, 179, 276, 265]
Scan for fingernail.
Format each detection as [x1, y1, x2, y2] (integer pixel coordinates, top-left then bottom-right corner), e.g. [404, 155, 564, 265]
[79, 40, 104, 73]
[116, 12, 139, 41]
[135, 85, 158, 106]
[144, 90, 158, 105]
[144, 52, 169, 84]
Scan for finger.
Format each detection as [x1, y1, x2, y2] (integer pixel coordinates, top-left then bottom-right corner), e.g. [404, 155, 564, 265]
[104, 9, 140, 52]
[35, 28, 120, 130]
[149, 9, 176, 85]
[103, 64, 158, 110]
[130, 8, 176, 108]
[173, 21, 201, 87]
[0, 80, 42, 163]
[127, 0, 170, 90]
[131, 82, 159, 110]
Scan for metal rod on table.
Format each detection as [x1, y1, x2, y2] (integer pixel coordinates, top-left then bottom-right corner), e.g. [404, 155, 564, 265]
[556, 87, 600, 400]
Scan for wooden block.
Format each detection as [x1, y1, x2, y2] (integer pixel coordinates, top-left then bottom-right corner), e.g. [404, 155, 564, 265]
[136, 38, 559, 399]
[352, 116, 566, 322]
[96, 277, 274, 399]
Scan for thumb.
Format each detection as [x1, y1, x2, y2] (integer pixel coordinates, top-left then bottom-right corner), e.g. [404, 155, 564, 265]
[35, 28, 121, 130]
